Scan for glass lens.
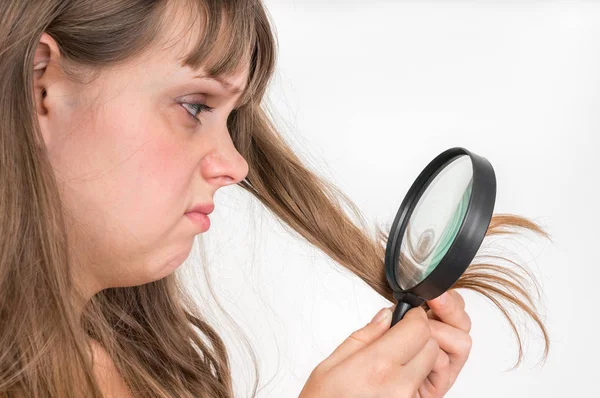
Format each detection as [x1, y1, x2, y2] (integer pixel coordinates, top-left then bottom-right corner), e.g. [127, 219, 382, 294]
[396, 155, 473, 290]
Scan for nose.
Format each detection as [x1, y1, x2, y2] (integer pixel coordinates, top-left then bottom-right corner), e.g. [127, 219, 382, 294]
[200, 132, 249, 187]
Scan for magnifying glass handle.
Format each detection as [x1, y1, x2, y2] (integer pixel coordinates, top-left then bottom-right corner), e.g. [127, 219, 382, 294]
[390, 301, 413, 327]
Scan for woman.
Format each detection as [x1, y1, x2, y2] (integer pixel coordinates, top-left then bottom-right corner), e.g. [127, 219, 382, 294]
[0, 0, 549, 397]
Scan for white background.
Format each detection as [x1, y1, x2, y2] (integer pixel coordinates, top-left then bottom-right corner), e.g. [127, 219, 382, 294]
[182, 1, 599, 397]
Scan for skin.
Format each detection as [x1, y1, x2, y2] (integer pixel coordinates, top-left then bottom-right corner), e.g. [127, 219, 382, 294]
[33, 12, 249, 393]
[33, 23, 250, 303]
[31, 5, 471, 396]
[300, 290, 472, 398]
[422, 290, 472, 397]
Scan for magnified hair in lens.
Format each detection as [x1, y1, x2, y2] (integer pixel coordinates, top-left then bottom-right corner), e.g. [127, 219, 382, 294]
[396, 157, 473, 290]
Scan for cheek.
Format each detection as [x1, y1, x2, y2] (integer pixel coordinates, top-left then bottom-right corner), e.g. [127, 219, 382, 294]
[59, 98, 196, 249]
[109, 124, 193, 243]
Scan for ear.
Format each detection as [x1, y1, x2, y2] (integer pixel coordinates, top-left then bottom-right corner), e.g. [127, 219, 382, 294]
[33, 32, 62, 149]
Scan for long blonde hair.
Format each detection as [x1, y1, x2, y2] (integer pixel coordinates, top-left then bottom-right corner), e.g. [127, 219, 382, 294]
[0, 0, 550, 396]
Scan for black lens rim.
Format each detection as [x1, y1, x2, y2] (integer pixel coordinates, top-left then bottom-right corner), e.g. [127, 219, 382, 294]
[384, 147, 497, 300]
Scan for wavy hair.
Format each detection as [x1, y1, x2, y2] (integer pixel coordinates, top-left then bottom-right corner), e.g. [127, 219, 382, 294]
[0, 0, 550, 396]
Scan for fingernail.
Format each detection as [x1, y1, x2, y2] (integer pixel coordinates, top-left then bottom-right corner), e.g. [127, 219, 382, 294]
[371, 308, 392, 325]
[438, 292, 448, 305]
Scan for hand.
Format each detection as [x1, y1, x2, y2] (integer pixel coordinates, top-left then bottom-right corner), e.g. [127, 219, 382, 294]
[299, 306, 440, 397]
[418, 289, 473, 397]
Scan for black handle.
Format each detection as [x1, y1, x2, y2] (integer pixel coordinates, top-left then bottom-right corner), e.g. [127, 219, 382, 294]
[390, 301, 413, 327]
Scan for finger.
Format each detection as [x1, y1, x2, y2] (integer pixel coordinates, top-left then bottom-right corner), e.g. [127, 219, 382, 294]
[427, 289, 465, 322]
[366, 307, 431, 367]
[429, 319, 473, 385]
[447, 289, 465, 310]
[427, 308, 440, 321]
[323, 307, 392, 369]
[426, 291, 471, 333]
[446, 289, 465, 310]
[402, 337, 440, 390]
[420, 348, 451, 397]
[428, 290, 465, 313]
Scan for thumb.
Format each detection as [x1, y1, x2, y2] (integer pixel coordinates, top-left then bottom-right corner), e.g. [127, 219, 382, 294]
[322, 307, 394, 370]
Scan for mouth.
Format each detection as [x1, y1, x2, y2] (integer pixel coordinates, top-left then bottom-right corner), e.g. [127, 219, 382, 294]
[185, 211, 211, 231]
[186, 202, 215, 215]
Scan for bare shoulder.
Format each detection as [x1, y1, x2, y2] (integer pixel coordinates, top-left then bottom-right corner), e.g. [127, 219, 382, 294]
[89, 338, 134, 398]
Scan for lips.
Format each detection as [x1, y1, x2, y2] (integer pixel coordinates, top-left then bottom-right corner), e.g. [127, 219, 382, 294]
[186, 202, 214, 215]
[185, 211, 211, 231]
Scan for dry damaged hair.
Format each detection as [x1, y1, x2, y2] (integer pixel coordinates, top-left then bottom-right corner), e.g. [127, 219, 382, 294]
[0, 0, 551, 397]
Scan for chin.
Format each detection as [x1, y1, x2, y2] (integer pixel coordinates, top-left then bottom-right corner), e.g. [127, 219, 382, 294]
[157, 246, 191, 278]
[125, 263, 183, 287]
[124, 242, 192, 287]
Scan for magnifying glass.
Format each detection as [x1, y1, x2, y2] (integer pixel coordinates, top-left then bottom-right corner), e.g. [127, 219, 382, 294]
[384, 147, 496, 327]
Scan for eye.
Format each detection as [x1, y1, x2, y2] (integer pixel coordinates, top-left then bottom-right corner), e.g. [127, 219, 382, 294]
[180, 102, 214, 125]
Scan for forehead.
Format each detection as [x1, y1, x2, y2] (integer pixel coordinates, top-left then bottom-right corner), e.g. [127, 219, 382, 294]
[149, 0, 251, 90]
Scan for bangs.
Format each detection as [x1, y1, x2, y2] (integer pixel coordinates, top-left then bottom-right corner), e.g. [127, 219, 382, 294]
[158, 0, 274, 109]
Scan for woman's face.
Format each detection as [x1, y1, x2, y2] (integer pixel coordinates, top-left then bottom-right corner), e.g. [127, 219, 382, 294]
[34, 16, 249, 296]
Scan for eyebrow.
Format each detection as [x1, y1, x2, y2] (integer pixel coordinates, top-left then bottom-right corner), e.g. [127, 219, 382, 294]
[193, 73, 245, 94]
